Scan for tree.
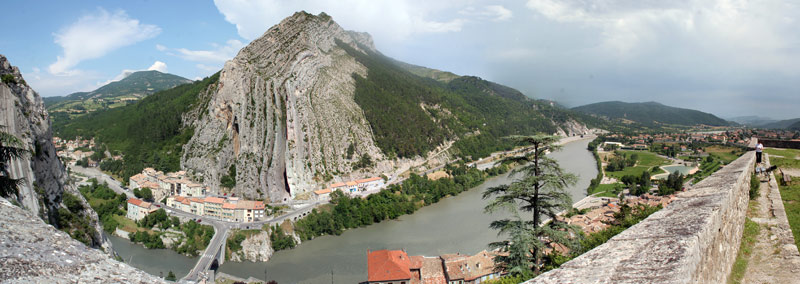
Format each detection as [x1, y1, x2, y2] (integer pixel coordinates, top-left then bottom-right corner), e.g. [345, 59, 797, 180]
[0, 130, 27, 197]
[134, 187, 154, 201]
[165, 270, 176, 281]
[483, 135, 580, 276]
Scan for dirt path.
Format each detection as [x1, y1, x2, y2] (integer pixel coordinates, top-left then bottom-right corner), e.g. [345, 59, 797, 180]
[741, 157, 800, 284]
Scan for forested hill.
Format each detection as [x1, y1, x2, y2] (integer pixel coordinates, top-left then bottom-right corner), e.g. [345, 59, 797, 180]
[759, 118, 800, 129]
[53, 73, 219, 179]
[340, 40, 592, 160]
[572, 101, 730, 127]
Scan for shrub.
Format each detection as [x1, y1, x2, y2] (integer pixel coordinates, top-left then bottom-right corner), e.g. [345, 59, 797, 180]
[749, 173, 760, 200]
[1, 74, 15, 84]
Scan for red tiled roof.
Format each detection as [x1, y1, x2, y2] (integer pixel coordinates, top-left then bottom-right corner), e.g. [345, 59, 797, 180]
[330, 182, 346, 188]
[204, 196, 225, 204]
[355, 177, 382, 184]
[127, 198, 143, 207]
[345, 181, 358, 186]
[367, 250, 413, 282]
[222, 203, 237, 209]
[314, 188, 332, 195]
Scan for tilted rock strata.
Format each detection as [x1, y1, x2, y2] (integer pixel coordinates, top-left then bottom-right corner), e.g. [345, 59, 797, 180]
[182, 12, 390, 202]
[0, 54, 109, 251]
[0, 198, 166, 284]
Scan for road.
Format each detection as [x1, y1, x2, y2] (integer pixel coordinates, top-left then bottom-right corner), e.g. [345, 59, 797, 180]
[70, 165, 134, 198]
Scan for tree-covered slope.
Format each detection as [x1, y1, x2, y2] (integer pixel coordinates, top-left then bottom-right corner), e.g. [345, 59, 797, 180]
[341, 40, 585, 160]
[760, 118, 800, 129]
[53, 73, 219, 180]
[572, 101, 730, 127]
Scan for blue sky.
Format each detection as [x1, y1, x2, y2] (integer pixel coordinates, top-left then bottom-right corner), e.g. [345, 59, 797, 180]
[1, 0, 799, 119]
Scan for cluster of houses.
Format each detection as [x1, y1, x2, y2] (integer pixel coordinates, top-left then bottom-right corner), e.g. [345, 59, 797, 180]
[366, 249, 504, 284]
[558, 193, 675, 235]
[128, 168, 207, 203]
[166, 195, 266, 223]
[603, 130, 754, 148]
[313, 177, 385, 200]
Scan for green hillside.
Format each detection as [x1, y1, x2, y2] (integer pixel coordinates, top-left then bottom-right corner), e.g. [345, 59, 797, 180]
[572, 101, 729, 127]
[55, 42, 594, 181]
[760, 118, 800, 129]
[46, 70, 192, 122]
[341, 40, 586, 160]
[53, 73, 218, 180]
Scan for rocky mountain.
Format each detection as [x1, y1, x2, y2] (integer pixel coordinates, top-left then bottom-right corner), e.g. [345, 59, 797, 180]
[572, 101, 730, 127]
[0, 55, 109, 251]
[55, 12, 590, 203]
[0, 197, 166, 283]
[179, 12, 589, 202]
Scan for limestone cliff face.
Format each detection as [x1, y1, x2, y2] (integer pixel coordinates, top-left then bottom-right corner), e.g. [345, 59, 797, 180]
[229, 231, 274, 262]
[0, 198, 165, 283]
[182, 12, 388, 201]
[0, 55, 109, 251]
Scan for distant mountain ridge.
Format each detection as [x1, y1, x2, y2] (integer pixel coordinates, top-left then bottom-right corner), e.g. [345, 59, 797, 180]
[726, 115, 777, 127]
[44, 70, 192, 122]
[760, 118, 800, 129]
[44, 70, 191, 107]
[572, 101, 730, 127]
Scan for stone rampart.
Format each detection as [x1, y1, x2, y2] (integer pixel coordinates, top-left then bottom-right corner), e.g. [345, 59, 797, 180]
[759, 139, 800, 150]
[527, 151, 756, 284]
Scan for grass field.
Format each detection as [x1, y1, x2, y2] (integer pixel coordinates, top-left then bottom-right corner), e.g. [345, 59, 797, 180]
[113, 214, 148, 233]
[779, 178, 800, 253]
[727, 218, 760, 284]
[588, 183, 623, 198]
[705, 145, 745, 164]
[765, 148, 800, 169]
[605, 150, 671, 180]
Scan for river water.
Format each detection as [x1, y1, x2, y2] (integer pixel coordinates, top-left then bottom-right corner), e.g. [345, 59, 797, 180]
[110, 137, 597, 284]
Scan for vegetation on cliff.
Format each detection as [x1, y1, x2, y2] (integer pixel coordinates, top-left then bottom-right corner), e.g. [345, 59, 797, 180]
[54, 73, 219, 181]
[340, 40, 587, 161]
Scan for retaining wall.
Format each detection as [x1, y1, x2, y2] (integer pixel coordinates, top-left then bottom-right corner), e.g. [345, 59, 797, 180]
[527, 151, 756, 284]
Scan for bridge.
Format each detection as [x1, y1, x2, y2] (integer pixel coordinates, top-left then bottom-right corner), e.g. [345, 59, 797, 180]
[181, 222, 229, 282]
[528, 145, 776, 283]
[178, 201, 319, 283]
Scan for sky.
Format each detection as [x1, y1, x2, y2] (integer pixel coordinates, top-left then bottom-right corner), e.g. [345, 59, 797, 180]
[1, 0, 798, 119]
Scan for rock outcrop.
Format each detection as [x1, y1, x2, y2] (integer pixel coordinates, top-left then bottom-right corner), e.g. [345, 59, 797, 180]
[229, 231, 274, 262]
[0, 55, 109, 251]
[0, 197, 166, 283]
[182, 12, 388, 202]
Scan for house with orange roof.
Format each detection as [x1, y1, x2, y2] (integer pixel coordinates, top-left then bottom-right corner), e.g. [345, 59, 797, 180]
[314, 188, 333, 200]
[356, 177, 385, 191]
[126, 198, 156, 221]
[203, 196, 225, 218]
[367, 250, 413, 284]
[233, 200, 266, 222]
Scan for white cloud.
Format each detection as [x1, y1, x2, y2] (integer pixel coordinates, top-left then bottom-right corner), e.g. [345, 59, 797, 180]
[155, 44, 167, 51]
[147, 61, 168, 73]
[460, 5, 513, 22]
[213, 0, 473, 44]
[48, 8, 161, 74]
[160, 39, 244, 63]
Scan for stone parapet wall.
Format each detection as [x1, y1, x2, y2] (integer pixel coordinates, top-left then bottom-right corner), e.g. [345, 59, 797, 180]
[759, 139, 800, 150]
[528, 152, 756, 284]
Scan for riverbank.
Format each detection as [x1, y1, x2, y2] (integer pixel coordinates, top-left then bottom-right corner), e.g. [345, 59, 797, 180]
[108, 136, 599, 283]
[219, 136, 598, 283]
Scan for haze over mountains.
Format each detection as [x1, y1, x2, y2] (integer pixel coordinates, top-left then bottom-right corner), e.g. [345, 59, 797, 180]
[572, 101, 730, 127]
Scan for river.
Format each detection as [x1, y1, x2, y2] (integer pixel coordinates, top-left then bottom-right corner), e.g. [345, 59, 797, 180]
[110, 137, 597, 283]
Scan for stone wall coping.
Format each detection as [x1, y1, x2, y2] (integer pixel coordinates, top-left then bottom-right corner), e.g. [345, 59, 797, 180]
[527, 151, 755, 284]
